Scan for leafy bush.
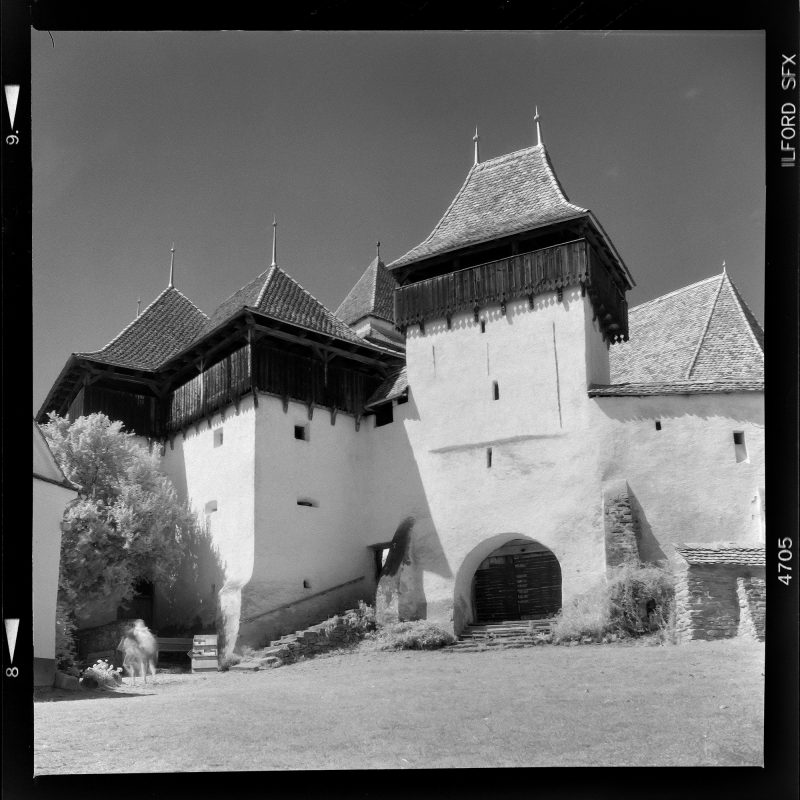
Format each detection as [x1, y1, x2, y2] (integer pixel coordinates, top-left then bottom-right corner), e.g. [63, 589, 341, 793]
[322, 601, 377, 644]
[81, 658, 123, 689]
[551, 563, 675, 644]
[607, 562, 675, 639]
[40, 413, 205, 618]
[550, 582, 611, 643]
[372, 620, 456, 650]
[54, 598, 80, 674]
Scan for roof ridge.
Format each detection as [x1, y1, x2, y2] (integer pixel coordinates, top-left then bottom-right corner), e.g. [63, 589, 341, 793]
[629, 273, 721, 313]
[722, 271, 764, 352]
[92, 286, 174, 354]
[370, 257, 380, 313]
[255, 264, 278, 308]
[685, 273, 725, 379]
[262, 264, 376, 348]
[537, 144, 587, 215]
[170, 286, 209, 320]
[420, 162, 479, 249]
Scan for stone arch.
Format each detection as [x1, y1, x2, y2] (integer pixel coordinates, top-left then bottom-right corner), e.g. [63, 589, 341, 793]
[452, 534, 562, 634]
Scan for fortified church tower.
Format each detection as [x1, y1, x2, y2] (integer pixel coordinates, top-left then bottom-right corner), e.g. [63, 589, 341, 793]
[377, 116, 635, 632]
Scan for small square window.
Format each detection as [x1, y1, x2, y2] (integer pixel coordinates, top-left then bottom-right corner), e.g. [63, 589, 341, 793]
[733, 431, 748, 463]
[480, 320, 486, 333]
[374, 404, 394, 427]
[213, 428, 224, 447]
[294, 425, 308, 441]
[303, 580, 311, 589]
[655, 421, 662, 431]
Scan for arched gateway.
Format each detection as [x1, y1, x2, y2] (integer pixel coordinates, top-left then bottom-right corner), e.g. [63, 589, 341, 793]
[472, 538, 562, 623]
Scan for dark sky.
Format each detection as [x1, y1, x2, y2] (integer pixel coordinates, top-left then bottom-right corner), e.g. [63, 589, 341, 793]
[32, 30, 765, 411]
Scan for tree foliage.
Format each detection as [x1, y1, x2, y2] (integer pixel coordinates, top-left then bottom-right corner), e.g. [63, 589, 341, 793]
[41, 412, 203, 615]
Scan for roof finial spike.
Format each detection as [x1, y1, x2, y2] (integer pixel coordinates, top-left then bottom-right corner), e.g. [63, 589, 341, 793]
[376, 240, 381, 261]
[136, 297, 142, 317]
[473, 126, 480, 166]
[168, 243, 175, 288]
[271, 215, 277, 268]
[534, 106, 542, 147]
[722, 260, 727, 274]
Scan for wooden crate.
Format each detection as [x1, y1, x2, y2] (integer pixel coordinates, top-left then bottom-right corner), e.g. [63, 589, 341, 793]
[190, 634, 218, 672]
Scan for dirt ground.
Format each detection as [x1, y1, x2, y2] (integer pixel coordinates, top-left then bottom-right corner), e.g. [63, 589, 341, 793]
[33, 638, 764, 772]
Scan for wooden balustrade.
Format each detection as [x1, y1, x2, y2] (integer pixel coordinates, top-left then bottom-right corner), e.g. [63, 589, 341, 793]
[394, 238, 628, 342]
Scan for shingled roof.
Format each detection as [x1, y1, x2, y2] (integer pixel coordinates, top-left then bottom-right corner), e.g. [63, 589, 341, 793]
[389, 144, 587, 270]
[336, 255, 397, 326]
[365, 365, 408, 408]
[602, 271, 763, 391]
[77, 287, 209, 371]
[674, 543, 765, 567]
[207, 264, 373, 347]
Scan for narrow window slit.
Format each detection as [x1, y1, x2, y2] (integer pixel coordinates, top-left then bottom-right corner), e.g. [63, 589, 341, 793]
[486, 448, 493, 468]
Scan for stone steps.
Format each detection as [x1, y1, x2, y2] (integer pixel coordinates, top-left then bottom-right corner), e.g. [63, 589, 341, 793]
[452, 619, 553, 651]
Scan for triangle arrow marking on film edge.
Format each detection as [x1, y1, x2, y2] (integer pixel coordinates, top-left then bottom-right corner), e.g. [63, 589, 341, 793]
[5, 619, 20, 663]
[5, 85, 20, 129]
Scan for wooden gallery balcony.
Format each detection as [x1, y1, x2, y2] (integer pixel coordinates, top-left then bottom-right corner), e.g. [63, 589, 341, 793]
[393, 239, 629, 343]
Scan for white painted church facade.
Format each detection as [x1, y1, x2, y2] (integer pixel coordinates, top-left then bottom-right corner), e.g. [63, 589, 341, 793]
[38, 127, 765, 658]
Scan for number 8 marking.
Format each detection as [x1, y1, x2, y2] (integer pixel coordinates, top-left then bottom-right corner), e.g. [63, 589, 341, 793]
[6, 667, 18, 677]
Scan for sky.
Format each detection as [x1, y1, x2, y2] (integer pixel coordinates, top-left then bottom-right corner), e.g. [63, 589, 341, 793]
[32, 30, 765, 412]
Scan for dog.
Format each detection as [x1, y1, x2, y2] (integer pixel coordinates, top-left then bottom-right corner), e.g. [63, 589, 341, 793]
[117, 619, 158, 685]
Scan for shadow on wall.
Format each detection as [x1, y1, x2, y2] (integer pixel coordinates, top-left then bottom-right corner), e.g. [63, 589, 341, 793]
[375, 515, 453, 626]
[155, 523, 226, 638]
[591, 397, 760, 426]
[629, 489, 667, 564]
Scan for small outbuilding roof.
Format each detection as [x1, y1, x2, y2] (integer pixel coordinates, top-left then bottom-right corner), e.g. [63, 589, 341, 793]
[365, 365, 408, 409]
[389, 144, 588, 270]
[336, 255, 398, 326]
[605, 271, 763, 391]
[77, 287, 209, 371]
[675, 543, 765, 567]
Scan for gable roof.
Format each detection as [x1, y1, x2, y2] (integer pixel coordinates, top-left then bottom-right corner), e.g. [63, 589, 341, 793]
[77, 287, 209, 371]
[207, 264, 374, 347]
[365, 365, 408, 409]
[389, 144, 587, 270]
[607, 272, 763, 388]
[336, 256, 398, 326]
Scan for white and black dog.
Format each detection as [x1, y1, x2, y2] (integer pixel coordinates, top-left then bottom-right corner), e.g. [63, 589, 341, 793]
[117, 619, 158, 685]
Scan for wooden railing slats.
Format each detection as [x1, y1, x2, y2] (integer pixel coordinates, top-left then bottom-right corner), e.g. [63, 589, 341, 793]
[393, 239, 626, 342]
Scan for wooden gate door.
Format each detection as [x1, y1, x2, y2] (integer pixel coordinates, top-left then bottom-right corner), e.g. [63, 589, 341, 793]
[474, 549, 562, 623]
[513, 551, 561, 620]
[474, 556, 519, 622]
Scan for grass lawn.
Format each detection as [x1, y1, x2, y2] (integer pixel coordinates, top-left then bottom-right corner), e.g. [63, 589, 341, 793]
[34, 638, 764, 772]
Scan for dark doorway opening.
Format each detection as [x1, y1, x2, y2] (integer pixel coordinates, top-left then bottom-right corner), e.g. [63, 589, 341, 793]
[473, 539, 561, 623]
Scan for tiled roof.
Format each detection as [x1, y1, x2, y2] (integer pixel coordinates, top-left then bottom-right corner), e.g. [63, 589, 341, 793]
[589, 380, 763, 397]
[675, 543, 765, 567]
[365, 365, 408, 408]
[359, 325, 406, 354]
[389, 144, 587, 269]
[207, 264, 372, 347]
[77, 287, 209, 371]
[336, 256, 398, 326]
[607, 272, 764, 389]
